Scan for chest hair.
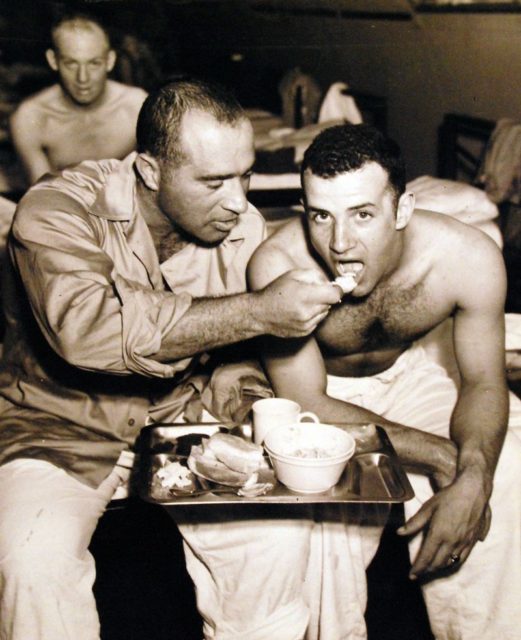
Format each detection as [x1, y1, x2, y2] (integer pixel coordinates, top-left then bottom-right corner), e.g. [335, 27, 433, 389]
[317, 281, 431, 355]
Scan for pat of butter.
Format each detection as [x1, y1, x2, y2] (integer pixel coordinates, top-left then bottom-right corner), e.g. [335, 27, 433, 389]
[334, 274, 357, 294]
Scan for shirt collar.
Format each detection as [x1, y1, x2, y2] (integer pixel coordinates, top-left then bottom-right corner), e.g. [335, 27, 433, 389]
[88, 151, 251, 255]
[90, 152, 139, 222]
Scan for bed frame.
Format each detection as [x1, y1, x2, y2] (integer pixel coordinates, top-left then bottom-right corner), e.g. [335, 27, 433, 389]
[437, 112, 495, 183]
[437, 112, 521, 314]
[248, 91, 388, 210]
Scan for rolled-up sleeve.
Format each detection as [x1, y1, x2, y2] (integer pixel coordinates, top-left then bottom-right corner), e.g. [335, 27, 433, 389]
[10, 189, 193, 378]
[115, 276, 193, 377]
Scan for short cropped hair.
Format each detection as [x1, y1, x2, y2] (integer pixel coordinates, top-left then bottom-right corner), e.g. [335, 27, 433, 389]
[136, 78, 246, 165]
[301, 124, 406, 202]
[50, 12, 111, 50]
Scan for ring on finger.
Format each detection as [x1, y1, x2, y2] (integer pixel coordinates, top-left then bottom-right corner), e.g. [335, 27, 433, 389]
[448, 553, 460, 566]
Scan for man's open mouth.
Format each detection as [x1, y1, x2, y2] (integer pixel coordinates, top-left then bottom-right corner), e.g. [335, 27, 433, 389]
[336, 261, 364, 279]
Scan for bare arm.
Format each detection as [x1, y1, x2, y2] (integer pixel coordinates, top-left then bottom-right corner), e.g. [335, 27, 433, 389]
[400, 232, 508, 575]
[10, 104, 52, 184]
[12, 192, 339, 376]
[155, 269, 341, 361]
[260, 333, 457, 481]
[247, 238, 457, 483]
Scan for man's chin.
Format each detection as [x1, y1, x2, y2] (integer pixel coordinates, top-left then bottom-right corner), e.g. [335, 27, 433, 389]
[200, 234, 229, 248]
[192, 229, 230, 248]
[71, 95, 95, 106]
[65, 88, 102, 107]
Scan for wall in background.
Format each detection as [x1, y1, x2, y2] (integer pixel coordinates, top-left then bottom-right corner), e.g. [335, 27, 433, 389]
[2, 1, 521, 178]
[167, 3, 521, 179]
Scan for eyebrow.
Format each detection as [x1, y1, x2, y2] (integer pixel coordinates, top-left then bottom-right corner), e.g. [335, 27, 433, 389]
[199, 166, 254, 182]
[307, 202, 375, 214]
[60, 55, 106, 62]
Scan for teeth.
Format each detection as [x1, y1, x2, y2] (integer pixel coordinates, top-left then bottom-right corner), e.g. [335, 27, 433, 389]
[338, 261, 363, 276]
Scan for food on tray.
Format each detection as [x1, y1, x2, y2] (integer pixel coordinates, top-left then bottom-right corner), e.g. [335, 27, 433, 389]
[150, 458, 198, 499]
[140, 423, 415, 503]
[188, 447, 251, 486]
[187, 432, 275, 496]
[290, 446, 341, 459]
[156, 460, 194, 489]
[267, 424, 353, 459]
[206, 433, 265, 474]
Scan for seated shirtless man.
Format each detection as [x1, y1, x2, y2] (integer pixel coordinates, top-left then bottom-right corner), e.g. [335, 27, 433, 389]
[9, 12, 147, 185]
[247, 123, 521, 639]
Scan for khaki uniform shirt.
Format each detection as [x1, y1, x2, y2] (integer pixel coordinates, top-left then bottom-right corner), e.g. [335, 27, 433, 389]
[0, 154, 266, 487]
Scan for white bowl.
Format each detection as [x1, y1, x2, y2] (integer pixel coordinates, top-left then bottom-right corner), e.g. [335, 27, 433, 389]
[264, 423, 356, 493]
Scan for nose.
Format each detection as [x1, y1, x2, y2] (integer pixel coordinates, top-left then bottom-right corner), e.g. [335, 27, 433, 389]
[222, 178, 248, 216]
[76, 64, 89, 84]
[330, 219, 356, 255]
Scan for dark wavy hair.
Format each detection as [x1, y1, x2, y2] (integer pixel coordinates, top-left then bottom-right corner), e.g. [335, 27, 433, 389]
[301, 123, 406, 203]
[136, 78, 246, 166]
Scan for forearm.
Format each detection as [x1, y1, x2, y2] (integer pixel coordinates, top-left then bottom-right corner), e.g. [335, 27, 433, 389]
[450, 381, 509, 496]
[296, 390, 457, 479]
[156, 293, 262, 361]
[156, 268, 340, 362]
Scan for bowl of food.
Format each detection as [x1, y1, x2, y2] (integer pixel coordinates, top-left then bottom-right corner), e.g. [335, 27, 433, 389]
[263, 422, 356, 493]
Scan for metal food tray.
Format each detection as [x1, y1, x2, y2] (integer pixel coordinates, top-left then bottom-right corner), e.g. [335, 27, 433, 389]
[136, 422, 415, 506]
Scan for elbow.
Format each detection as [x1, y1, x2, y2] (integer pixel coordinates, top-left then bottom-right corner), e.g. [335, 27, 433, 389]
[51, 326, 128, 374]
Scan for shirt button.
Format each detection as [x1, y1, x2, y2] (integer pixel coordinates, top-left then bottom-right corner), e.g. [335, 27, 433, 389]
[128, 418, 135, 426]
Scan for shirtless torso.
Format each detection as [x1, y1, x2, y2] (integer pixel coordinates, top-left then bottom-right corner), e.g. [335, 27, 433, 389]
[254, 210, 482, 378]
[248, 144, 509, 582]
[10, 80, 147, 184]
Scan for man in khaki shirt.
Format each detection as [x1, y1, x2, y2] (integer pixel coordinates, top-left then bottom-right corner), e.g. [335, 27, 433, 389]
[9, 12, 147, 186]
[0, 79, 339, 640]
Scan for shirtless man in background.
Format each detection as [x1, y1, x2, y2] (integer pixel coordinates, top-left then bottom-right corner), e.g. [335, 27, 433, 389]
[248, 123, 521, 639]
[9, 12, 147, 185]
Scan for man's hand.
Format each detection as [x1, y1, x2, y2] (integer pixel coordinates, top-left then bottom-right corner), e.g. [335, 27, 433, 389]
[254, 269, 341, 338]
[398, 468, 491, 579]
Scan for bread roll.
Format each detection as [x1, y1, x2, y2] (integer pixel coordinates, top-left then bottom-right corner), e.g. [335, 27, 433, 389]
[187, 444, 251, 486]
[207, 433, 265, 474]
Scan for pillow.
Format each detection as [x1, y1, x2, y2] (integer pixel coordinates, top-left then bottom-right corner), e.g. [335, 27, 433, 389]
[408, 175, 499, 225]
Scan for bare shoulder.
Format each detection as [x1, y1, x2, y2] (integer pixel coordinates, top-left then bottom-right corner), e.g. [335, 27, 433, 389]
[414, 209, 506, 300]
[107, 80, 147, 110]
[10, 85, 59, 128]
[248, 216, 311, 288]
[416, 208, 501, 259]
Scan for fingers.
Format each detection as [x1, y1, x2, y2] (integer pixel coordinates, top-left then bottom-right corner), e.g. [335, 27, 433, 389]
[478, 505, 492, 541]
[278, 309, 330, 338]
[410, 542, 473, 579]
[305, 308, 331, 331]
[401, 503, 484, 579]
[96, 466, 130, 502]
[290, 268, 330, 285]
[96, 451, 134, 503]
[397, 504, 431, 538]
[285, 270, 342, 305]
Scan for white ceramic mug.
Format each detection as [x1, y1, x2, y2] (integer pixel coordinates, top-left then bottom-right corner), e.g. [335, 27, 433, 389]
[251, 397, 319, 445]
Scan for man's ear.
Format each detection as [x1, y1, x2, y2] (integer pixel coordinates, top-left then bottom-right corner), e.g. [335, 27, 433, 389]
[395, 191, 415, 230]
[106, 49, 116, 72]
[135, 153, 160, 191]
[45, 49, 58, 72]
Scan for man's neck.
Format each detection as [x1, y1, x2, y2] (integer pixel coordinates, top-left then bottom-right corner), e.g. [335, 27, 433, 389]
[135, 176, 190, 261]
